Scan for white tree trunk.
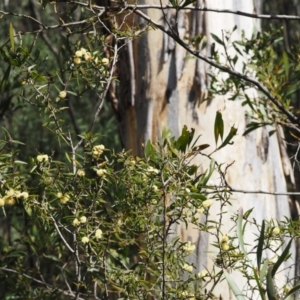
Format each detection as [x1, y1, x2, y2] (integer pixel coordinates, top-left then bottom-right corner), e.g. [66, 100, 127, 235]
[118, 0, 295, 297]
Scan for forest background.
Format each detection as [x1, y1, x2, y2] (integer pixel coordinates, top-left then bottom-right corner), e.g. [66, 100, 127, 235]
[1, 0, 300, 299]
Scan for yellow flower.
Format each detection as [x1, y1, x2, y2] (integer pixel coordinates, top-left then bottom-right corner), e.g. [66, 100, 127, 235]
[60, 194, 70, 204]
[92, 144, 105, 158]
[81, 236, 89, 244]
[77, 169, 85, 177]
[59, 91, 67, 98]
[73, 57, 81, 65]
[72, 218, 80, 226]
[101, 58, 109, 66]
[95, 229, 103, 239]
[182, 241, 195, 255]
[75, 50, 83, 57]
[20, 192, 29, 199]
[182, 263, 193, 273]
[147, 166, 159, 174]
[202, 199, 213, 208]
[197, 207, 205, 214]
[0, 198, 5, 206]
[57, 192, 63, 198]
[221, 243, 229, 251]
[96, 169, 106, 177]
[272, 227, 280, 235]
[221, 234, 229, 243]
[5, 197, 15, 206]
[37, 154, 49, 163]
[197, 269, 208, 279]
[80, 48, 87, 55]
[84, 52, 93, 62]
[80, 216, 87, 223]
[6, 189, 15, 197]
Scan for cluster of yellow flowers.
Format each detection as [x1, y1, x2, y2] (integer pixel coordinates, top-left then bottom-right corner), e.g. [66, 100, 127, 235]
[221, 234, 229, 251]
[0, 188, 29, 207]
[81, 229, 103, 244]
[182, 241, 195, 255]
[73, 216, 87, 226]
[73, 47, 93, 65]
[77, 169, 85, 177]
[197, 269, 208, 279]
[92, 144, 105, 158]
[57, 192, 70, 204]
[146, 166, 160, 174]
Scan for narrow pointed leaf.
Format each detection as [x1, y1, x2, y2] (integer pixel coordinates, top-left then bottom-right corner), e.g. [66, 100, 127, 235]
[257, 220, 265, 271]
[224, 270, 246, 300]
[217, 126, 237, 150]
[267, 266, 278, 300]
[9, 22, 15, 51]
[271, 239, 292, 277]
[214, 111, 224, 145]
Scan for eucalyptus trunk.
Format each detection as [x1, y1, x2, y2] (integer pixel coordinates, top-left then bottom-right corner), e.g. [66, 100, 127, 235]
[117, 0, 296, 297]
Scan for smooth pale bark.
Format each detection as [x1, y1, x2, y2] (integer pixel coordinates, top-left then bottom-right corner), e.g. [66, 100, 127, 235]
[118, 0, 295, 297]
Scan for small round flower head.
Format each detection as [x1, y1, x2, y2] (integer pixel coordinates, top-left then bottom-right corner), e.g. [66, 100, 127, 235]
[152, 185, 158, 192]
[72, 218, 80, 226]
[84, 52, 92, 62]
[81, 236, 89, 244]
[57, 192, 63, 198]
[59, 91, 67, 99]
[92, 144, 105, 158]
[96, 169, 106, 178]
[182, 241, 195, 255]
[73, 57, 81, 65]
[202, 199, 213, 208]
[77, 169, 85, 177]
[95, 229, 103, 239]
[75, 50, 83, 57]
[272, 227, 280, 235]
[221, 234, 229, 243]
[147, 166, 159, 174]
[37, 154, 49, 163]
[80, 48, 87, 55]
[101, 58, 109, 66]
[80, 216, 87, 223]
[20, 192, 29, 199]
[197, 269, 208, 279]
[6, 189, 15, 197]
[197, 207, 205, 214]
[0, 198, 5, 206]
[221, 243, 229, 251]
[5, 197, 15, 206]
[60, 194, 70, 204]
[182, 263, 193, 273]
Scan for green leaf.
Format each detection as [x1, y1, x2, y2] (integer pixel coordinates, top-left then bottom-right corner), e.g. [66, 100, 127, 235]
[0, 65, 11, 93]
[214, 111, 224, 145]
[174, 125, 195, 153]
[211, 33, 224, 46]
[253, 269, 266, 300]
[9, 22, 15, 51]
[237, 208, 247, 256]
[217, 126, 237, 150]
[271, 239, 292, 277]
[257, 220, 265, 271]
[283, 51, 289, 79]
[224, 270, 246, 300]
[144, 140, 157, 161]
[267, 266, 278, 300]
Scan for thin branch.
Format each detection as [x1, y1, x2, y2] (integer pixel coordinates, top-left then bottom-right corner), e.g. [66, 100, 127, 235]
[49, 213, 75, 253]
[0, 267, 85, 299]
[69, 2, 300, 21]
